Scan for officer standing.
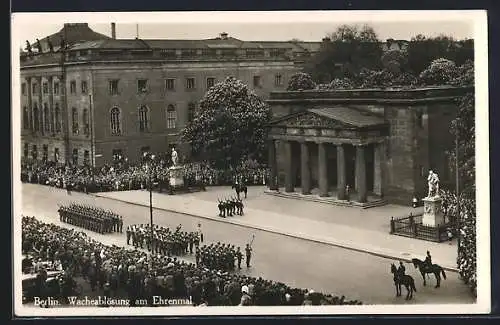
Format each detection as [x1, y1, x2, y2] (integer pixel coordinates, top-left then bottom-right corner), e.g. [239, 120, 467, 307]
[236, 247, 243, 269]
[245, 244, 252, 268]
[119, 216, 123, 233]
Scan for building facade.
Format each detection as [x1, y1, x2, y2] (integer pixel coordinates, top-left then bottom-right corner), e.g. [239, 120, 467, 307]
[20, 23, 321, 166]
[266, 86, 471, 205]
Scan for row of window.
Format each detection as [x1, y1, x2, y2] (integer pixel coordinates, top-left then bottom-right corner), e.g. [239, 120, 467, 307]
[21, 80, 88, 96]
[24, 144, 90, 166]
[109, 103, 195, 135]
[21, 73, 285, 97]
[23, 103, 62, 133]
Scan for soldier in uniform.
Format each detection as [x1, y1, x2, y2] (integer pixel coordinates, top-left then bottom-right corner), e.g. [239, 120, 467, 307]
[424, 250, 432, 271]
[245, 244, 252, 268]
[397, 261, 406, 276]
[236, 247, 243, 269]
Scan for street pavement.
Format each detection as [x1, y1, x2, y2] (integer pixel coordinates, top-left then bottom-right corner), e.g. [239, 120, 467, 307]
[95, 186, 458, 271]
[19, 183, 475, 305]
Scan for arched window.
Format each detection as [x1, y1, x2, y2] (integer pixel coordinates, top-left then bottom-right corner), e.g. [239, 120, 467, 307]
[33, 104, 39, 132]
[55, 103, 61, 132]
[166, 104, 177, 129]
[110, 107, 121, 135]
[72, 107, 79, 134]
[23, 106, 29, 130]
[139, 105, 149, 132]
[187, 102, 195, 122]
[83, 109, 89, 135]
[44, 103, 50, 132]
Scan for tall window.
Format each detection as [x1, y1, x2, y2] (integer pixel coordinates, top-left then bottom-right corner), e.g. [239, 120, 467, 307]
[32, 83, 38, 95]
[70, 80, 77, 94]
[32, 145, 38, 160]
[188, 102, 196, 122]
[109, 79, 119, 95]
[274, 74, 283, 86]
[81, 81, 88, 94]
[112, 149, 123, 160]
[137, 79, 148, 93]
[24, 143, 29, 159]
[166, 105, 177, 129]
[43, 103, 50, 132]
[23, 106, 29, 129]
[72, 149, 78, 165]
[53, 81, 60, 95]
[42, 145, 48, 162]
[22, 83, 27, 96]
[139, 106, 149, 132]
[55, 103, 61, 132]
[206, 77, 215, 89]
[83, 109, 89, 135]
[83, 150, 90, 165]
[33, 104, 39, 132]
[42, 82, 48, 94]
[110, 107, 121, 135]
[165, 78, 175, 91]
[186, 78, 195, 90]
[72, 107, 79, 134]
[253, 76, 261, 88]
[416, 111, 424, 129]
[54, 148, 60, 162]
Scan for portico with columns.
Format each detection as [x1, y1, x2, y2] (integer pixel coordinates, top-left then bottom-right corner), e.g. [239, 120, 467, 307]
[267, 107, 388, 204]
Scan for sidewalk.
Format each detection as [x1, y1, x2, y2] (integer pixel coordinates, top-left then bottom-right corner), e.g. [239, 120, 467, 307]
[94, 187, 458, 272]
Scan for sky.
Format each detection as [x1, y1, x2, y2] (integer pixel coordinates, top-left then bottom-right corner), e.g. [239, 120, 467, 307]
[11, 11, 479, 45]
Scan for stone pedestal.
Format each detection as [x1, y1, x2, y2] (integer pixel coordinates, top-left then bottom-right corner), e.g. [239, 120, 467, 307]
[422, 196, 445, 227]
[168, 166, 185, 187]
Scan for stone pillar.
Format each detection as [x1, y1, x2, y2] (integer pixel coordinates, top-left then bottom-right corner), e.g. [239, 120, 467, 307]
[268, 140, 278, 190]
[373, 143, 382, 196]
[48, 76, 54, 133]
[38, 77, 43, 135]
[337, 145, 346, 200]
[356, 145, 367, 203]
[318, 142, 329, 197]
[300, 142, 311, 195]
[284, 141, 294, 192]
[27, 77, 33, 131]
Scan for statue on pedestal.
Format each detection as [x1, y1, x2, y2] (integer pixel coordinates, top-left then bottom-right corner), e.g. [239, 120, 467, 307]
[427, 170, 440, 198]
[171, 147, 178, 167]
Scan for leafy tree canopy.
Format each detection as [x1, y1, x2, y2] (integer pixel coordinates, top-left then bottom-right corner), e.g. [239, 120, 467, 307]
[287, 72, 316, 91]
[181, 77, 271, 169]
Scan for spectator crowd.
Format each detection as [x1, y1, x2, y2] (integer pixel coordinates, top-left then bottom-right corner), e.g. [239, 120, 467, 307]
[22, 216, 362, 306]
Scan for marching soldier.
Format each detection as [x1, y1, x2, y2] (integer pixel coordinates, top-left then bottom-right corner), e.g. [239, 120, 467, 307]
[245, 243, 252, 268]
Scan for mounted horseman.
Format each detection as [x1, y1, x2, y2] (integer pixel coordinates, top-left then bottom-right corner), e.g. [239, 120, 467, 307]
[232, 175, 248, 200]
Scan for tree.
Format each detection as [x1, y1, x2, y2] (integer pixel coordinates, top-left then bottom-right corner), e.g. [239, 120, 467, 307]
[442, 60, 475, 296]
[418, 58, 459, 86]
[287, 72, 316, 91]
[303, 24, 383, 83]
[181, 77, 271, 169]
[407, 34, 474, 75]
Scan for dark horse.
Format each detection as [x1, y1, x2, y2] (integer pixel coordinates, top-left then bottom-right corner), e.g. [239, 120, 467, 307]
[411, 258, 447, 288]
[231, 182, 247, 200]
[391, 263, 417, 300]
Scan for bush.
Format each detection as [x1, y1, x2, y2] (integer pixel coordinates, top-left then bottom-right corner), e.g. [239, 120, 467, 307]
[418, 58, 459, 86]
[287, 72, 316, 91]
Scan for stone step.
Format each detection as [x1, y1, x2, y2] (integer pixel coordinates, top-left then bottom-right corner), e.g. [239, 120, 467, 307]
[264, 190, 388, 209]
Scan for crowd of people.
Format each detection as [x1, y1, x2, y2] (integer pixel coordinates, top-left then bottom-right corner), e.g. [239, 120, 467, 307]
[21, 159, 270, 194]
[126, 224, 201, 256]
[22, 216, 362, 306]
[58, 203, 123, 234]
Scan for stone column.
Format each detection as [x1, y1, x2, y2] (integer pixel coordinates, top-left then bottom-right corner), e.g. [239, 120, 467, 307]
[373, 143, 382, 196]
[268, 140, 278, 190]
[300, 142, 311, 195]
[48, 76, 54, 133]
[337, 144, 346, 200]
[27, 77, 33, 130]
[355, 145, 367, 203]
[318, 142, 329, 197]
[38, 77, 43, 135]
[284, 141, 294, 192]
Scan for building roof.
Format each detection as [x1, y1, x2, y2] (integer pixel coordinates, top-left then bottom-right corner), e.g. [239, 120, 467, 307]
[308, 107, 386, 127]
[31, 23, 111, 52]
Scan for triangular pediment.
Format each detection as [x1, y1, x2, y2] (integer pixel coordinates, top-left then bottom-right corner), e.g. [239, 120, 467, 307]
[270, 111, 353, 129]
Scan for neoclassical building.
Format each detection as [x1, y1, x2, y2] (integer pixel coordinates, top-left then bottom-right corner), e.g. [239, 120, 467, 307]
[266, 86, 472, 205]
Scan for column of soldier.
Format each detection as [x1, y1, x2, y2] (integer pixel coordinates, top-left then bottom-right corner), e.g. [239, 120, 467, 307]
[217, 197, 244, 217]
[22, 216, 362, 306]
[58, 203, 124, 234]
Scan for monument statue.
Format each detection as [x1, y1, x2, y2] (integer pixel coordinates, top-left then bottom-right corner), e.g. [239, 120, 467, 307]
[171, 147, 179, 166]
[427, 170, 440, 198]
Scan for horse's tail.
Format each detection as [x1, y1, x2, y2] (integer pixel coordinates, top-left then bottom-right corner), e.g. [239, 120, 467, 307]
[410, 278, 417, 292]
[441, 268, 447, 280]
